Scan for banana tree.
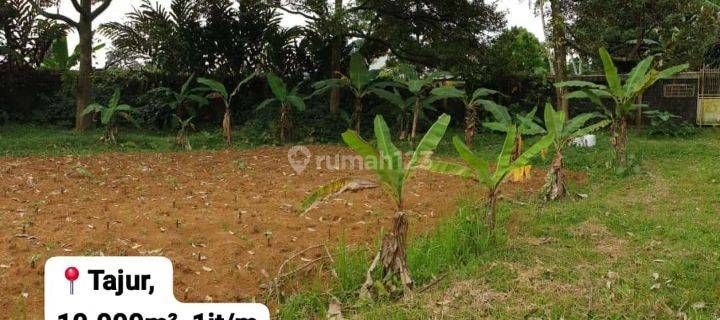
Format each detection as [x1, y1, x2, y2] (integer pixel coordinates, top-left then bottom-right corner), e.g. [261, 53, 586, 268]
[394, 64, 450, 144]
[373, 87, 441, 141]
[81, 89, 139, 144]
[557, 47, 688, 166]
[312, 53, 394, 133]
[173, 115, 195, 151]
[152, 74, 209, 117]
[41, 35, 104, 71]
[197, 72, 257, 145]
[152, 74, 209, 149]
[303, 114, 451, 297]
[430, 86, 502, 146]
[482, 104, 546, 161]
[425, 128, 553, 230]
[541, 103, 610, 200]
[256, 73, 306, 142]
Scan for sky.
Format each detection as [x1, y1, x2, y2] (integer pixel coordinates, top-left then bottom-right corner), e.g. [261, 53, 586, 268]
[48, 0, 544, 67]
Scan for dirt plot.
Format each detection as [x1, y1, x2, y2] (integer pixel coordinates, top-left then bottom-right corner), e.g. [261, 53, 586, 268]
[0, 146, 578, 316]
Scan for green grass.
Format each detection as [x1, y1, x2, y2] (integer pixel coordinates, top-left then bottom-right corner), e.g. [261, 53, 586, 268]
[2, 124, 719, 318]
[280, 128, 720, 319]
[0, 124, 280, 156]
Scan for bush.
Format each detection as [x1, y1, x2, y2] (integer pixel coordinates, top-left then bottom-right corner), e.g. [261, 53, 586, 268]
[643, 109, 696, 137]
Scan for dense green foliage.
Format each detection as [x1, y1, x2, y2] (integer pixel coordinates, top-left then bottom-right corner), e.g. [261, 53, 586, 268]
[566, 0, 719, 71]
[487, 27, 549, 79]
[558, 47, 688, 165]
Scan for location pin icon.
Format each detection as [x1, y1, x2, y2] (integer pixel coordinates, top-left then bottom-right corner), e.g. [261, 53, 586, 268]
[65, 267, 79, 295]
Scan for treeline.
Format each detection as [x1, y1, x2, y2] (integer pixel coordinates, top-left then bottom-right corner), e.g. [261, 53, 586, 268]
[1, 0, 719, 141]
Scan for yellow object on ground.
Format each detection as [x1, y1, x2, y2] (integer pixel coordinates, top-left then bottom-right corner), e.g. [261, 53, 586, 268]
[510, 165, 533, 182]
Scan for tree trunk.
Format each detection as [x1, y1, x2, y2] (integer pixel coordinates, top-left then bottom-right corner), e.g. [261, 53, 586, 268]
[543, 149, 567, 201]
[176, 128, 191, 151]
[399, 114, 407, 140]
[511, 132, 523, 161]
[465, 104, 477, 146]
[360, 210, 412, 299]
[410, 96, 420, 145]
[329, 0, 343, 114]
[538, 1, 555, 75]
[31, 0, 112, 131]
[223, 104, 232, 146]
[550, 0, 569, 118]
[103, 126, 117, 145]
[610, 116, 628, 166]
[75, 21, 93, 131]
[279, 102, 290, 142]
[353, 97, 363, 133]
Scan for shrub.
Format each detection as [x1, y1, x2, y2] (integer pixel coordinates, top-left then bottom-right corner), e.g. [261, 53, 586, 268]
[643, 109, 696, 137]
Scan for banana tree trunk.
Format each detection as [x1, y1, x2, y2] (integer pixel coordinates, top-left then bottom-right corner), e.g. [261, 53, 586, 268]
[543, 149, 567, 201]
[410, 96, 420, 145]
[360, 210, 412, 298]
[399, 114, 407, 140]
[104, 126, 117, 145]
[610, 116, 628, 166]
[279, 102, 290, 142]
[353, 97, 363, 133]
[465, 104, 477, 146]
[222, 104, 232, 146]
[176, 129, 191, 151]
[512, 133, 523, 161]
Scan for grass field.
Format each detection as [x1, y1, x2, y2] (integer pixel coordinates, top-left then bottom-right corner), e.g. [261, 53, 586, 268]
[2, 124, 719, 319]
[281, 128, 720, 319]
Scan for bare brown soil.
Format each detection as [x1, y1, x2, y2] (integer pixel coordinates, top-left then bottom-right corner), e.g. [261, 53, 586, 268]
[0, 146, 580, 317]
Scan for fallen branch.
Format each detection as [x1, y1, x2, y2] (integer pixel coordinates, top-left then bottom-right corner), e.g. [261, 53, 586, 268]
[276, 244, 325, 278]
[418, 274, 446, 293]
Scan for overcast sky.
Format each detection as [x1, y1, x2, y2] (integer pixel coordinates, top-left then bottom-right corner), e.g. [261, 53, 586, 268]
[49, 0, 543, 67]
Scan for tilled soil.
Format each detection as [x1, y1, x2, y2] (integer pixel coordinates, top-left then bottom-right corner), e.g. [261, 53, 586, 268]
[0, 146, 579, 317]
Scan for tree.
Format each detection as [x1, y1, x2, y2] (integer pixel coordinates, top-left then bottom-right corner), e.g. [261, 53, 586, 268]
[481, 104, 547, 158]
[346, 114, 450, 297]
[276, 0, 506, 78]
[100, 0, 205, 72]
[29, 0, 112, 131]
[256, 73, 307, 142]
[391, 64, 449, 144]
[550, 0, 569, 116]
[152, 74, 209, 150]
[152, 74, 209, 117]
[81, 89, 138, 144]
[273, 0, 356, 114]
[566, 0, 718, 70]
[0, 0, 66, 70]
[372, 87, 415, 140]
[313, 53, 393, 133]
[430, 86, 503, 146]
[541, 103, 609, 200]
[487, 27, 548, 80]
[558, 47, 688, 166]
[102, 0, 284, 75]
[426, 128, 553, 230]
[41, 35, 104, 71]
[197, 72, 257, 146]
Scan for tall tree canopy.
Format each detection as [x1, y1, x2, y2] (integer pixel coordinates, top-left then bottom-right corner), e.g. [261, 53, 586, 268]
[566, 0, 719, 71]
[101, 0, 294, 76]
[356, 0, 506, 71]
[0, 0, 66, 70]
[487, 27, 548, 80]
